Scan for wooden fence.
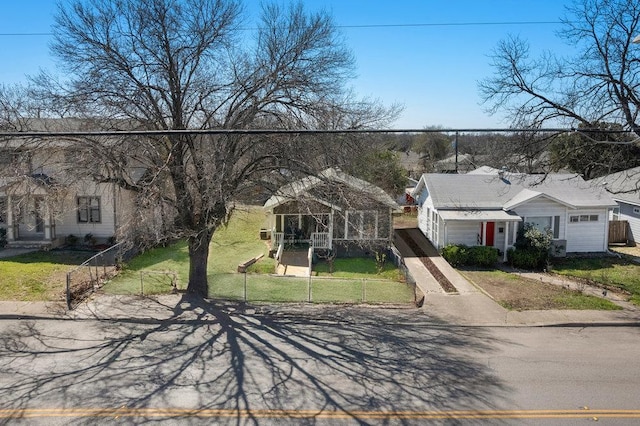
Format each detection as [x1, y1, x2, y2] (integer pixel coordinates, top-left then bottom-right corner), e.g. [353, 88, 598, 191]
[609, 220, 630, 244]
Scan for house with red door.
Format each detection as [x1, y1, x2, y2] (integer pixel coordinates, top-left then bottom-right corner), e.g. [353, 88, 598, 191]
[412, 168, 617, 261]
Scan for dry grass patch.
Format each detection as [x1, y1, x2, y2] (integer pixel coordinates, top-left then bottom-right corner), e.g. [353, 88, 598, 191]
[460, 269, 621, 311]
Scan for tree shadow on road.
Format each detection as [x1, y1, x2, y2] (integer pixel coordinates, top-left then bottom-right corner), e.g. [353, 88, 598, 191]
[0, 295, 513, 425]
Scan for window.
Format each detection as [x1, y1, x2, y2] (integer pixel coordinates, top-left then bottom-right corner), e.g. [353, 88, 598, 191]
[525, 215, 560, 238]
[77, 196, 101, 223]
[612, 207, 620, 221]
[569, 214, 598, 223]
[345, 210, 378, 240]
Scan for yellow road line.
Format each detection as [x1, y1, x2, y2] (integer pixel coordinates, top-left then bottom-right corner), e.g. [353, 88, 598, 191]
[1, 408, 640, 420]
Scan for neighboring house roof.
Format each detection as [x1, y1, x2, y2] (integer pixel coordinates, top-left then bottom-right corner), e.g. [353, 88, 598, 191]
[264, 168, 401, 211]
[414, 171, 616, 211]
[592, 166, 640, 207]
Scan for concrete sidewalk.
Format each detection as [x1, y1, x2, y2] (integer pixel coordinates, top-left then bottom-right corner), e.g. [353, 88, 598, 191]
[394, 228, 640, 327]
[0, 292, 638, 326]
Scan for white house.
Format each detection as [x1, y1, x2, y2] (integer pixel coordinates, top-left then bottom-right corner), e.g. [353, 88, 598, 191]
[0, 122, 137, 249]
[412, 169, 617, 260]
[592, 166, 640, 244]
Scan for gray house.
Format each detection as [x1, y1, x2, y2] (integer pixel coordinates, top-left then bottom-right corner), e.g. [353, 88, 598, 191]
[593, 167, 640, 244]
[412, 168, 617, 260]
[264, 168, 401, 257]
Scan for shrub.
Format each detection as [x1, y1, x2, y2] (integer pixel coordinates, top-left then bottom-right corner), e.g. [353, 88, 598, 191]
[442, 244, 499, 268]
[0, 228, 6, 248]
[509, 223, 553, 270]
[441, 244, 469, 267]
[467, 246, 499, 268]
[507, 247, 547, 270]
[65, 234, 78, 247]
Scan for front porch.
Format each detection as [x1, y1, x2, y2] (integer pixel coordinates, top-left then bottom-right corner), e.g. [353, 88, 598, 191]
[268, 212, 333, 252]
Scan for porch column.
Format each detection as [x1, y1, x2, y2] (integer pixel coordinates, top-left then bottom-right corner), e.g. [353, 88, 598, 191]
[503, 222, 509, 262]
[482, 221, 487, 246]
[43, 204, 52, 240]
[6, 195, 15, 241]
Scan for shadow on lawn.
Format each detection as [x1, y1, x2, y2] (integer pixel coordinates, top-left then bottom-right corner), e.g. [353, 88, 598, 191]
[0, 297, 512, 425]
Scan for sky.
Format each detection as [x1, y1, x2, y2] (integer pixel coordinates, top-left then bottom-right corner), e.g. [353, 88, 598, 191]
[0, 0, 575, 129]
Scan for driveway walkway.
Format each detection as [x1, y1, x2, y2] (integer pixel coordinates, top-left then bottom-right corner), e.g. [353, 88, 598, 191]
[393, 228, 640, 327]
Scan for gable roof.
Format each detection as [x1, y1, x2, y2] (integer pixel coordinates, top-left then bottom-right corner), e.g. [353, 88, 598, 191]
[264, 168, 400, 211]
[591, 166, 640, 207]
[414, 172, 616, 211]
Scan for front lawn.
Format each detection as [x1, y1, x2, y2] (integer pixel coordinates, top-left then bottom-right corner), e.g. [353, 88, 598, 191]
[103, 205, 412, 304]
[460, 269, 621, 311]
[551, 256, 640, 305]
[103, 206, 273, 294]
[313, 257, 403, 281]
[0, 251, 93, 301]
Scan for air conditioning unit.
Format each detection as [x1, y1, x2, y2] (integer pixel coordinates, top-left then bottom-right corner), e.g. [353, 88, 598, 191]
[550, 239, 567, 258]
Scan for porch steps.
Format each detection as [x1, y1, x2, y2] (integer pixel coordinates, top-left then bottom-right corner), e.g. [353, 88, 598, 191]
[276, 250, 311, 277]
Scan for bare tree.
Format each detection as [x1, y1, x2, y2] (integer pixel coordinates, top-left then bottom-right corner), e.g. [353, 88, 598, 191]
[30, 0, 398, 297]
[479, 0, 640, 135]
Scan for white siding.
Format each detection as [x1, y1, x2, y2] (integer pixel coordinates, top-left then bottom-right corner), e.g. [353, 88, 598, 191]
[617, 202, 640, 243]
[445, 221, 480, 246]
[565, 209, 609, 252]
[513, 198, 567, 240]
[417, 197, 434, 237]
[55, 181, 121, 239]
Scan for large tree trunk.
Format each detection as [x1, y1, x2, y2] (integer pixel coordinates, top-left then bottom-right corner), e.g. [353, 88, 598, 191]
[186, 229, 214, 298]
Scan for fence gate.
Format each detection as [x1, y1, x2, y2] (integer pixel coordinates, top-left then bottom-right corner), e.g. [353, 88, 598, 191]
[608, 220, 630, 244]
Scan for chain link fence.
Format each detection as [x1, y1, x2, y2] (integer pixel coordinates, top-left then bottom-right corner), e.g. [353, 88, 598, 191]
[66, 242, 130, 309]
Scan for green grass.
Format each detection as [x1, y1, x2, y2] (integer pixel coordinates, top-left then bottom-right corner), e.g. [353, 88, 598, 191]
[0, 251, 93, 301]
[208, 274, 414, 304]
[103, 206, 272, 294]
[313, 258, 403, 281]
[551, 257, 640, 305]
[461, 269, 621, 311]
[102, 206, 411, 304]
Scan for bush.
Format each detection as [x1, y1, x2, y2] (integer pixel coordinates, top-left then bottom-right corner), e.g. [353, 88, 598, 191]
[0, 228, 7, 248]
[442, 244, 498, 268]
[507, 248, 547, 270]
[441, 244, 469, 267]
[468, 246, 499, 268]
[509, 223, 553, 270]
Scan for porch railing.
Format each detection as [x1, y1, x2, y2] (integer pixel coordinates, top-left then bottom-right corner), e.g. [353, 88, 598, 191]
[272, 231, 284, 250]
[310, 232, 331, 249]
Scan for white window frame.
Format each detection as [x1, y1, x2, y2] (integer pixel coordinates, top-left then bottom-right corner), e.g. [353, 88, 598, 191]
[77, 196, 101, 224]
[345, 210, 378, 240]
[524, 215, 560, 238]
[569, 214, 599, 223]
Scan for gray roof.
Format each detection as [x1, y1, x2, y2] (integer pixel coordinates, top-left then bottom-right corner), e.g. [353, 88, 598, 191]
[417, 172, 616, 210]
[264, 168, 400, 210]
[592, 167, 640, 207]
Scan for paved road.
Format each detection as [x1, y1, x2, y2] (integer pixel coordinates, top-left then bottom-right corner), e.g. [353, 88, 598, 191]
[0, 298, 639, 425]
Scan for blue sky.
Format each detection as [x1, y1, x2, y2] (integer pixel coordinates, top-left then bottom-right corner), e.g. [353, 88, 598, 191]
[0, 0, 573, 129]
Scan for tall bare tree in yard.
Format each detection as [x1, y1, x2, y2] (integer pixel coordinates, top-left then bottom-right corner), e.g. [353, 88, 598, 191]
[37, 0, 398, 297]
[480, 0, 640, 135]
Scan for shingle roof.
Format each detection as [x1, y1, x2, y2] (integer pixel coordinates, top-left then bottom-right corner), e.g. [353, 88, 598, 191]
[264, 168, 400, 210]
[592, 167, 640, 207]
[418, 172, 616, 210]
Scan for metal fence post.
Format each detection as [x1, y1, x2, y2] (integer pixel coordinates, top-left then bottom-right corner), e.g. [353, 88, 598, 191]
[308, 275, 312, 303]
[66, 273, 71, 310]
[140, 271, 144, 295]
[362, 278, 366, 303]
[243, 272, 247, 302]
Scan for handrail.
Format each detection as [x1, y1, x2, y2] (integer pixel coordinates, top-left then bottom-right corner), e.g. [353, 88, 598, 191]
[275, 240, 284, 267]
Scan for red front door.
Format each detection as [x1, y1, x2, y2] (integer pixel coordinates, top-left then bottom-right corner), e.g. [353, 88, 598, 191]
[485, 222, 495, 246]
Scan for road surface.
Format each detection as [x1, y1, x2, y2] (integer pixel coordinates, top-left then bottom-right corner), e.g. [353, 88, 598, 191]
[0, 300, 639, 424]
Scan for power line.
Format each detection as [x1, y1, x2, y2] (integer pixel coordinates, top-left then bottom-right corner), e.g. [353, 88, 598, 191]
[0, 20, 566, 37]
